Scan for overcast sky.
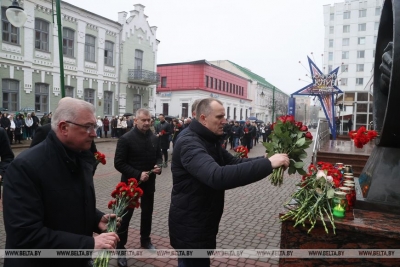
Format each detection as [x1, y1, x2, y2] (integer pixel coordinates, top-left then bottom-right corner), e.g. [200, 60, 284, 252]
[64, 0, 344, 95]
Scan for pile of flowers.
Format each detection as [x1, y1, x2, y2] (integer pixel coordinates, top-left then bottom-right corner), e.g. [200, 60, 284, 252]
[93, 178, 143, 267]
[349, 127, 378, 148]
[263, 115, 313, 186]
[234, 145, 249, 158]
[281, 162, 343, 234]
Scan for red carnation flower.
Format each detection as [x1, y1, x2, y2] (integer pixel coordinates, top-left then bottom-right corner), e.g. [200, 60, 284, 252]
[299, 125, 308, 131]
[304, 132, 313, 140]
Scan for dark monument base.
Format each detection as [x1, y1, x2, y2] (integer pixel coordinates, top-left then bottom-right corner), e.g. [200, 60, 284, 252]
[279, 209, 400, 266]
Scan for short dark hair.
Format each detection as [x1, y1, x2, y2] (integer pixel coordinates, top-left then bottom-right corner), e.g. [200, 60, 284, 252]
[159, 114, 164, 117]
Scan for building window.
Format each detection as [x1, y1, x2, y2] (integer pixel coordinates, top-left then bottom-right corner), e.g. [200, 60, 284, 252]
[375, 22, 379, 30]
[329, 26, 334, 34]
[84, 88, 95, 105]
[359, 9, 367, 18]
[375, 7, 381, 16]
[162, 103, 169, 115]
[62, 28, 74, 57]
[341, 64, 348, 72]
[35, 83, 49, 113]
[135, 49, 143, 69]
[328, 65, 333, 73]
[343, 11, 351, 19]
[223, 81, 225, 91]
[133, 94, 141, 115]
[227, 106, 230, 119]
[329, 39, 333, 47]
[357, 64, 364, 72]
[357, 50, 365, 58]
[104, 91, 113, 115]
[182, 103, 188, 118]
[340, 78, 348, 86]
[85, 35, 96, 62]
[343, 25, 350, 33]
[342, 51, 349, 59]
[358, 23, 366, 31]
[2, 79, 19, 112]
[329, 52, 333, 61]
[342, 38, 349, 46]
[65, 86, 74, 97]
[205, 76, 209, 87]
[374, 36, 377, 44]
[1, 7, 19, 44]
[358, 37, 366, 45]
[161, 77, 167, 88]
[330, 13, 334, 21]
[210, 77, 214, 88]
[104, 41, 114, 66]
[356, 78, 364, 85]
[35, 19, 50, 51]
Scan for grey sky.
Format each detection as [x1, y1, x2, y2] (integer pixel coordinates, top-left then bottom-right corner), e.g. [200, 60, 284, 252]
[64, 0, 343, 95]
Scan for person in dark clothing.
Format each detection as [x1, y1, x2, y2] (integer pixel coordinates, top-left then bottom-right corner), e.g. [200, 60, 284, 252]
[111, 116, 118, 138]
[14, 114, 23, 144]
[263, 123, 272, 143]
[169, 98, 289, 267]
[31, 112, 40, 137]
[3, 97, 119, 267]
[0, 127, 14, 199]
[222, 121, 233, 150]
[114, 109, 162, 267]
[155, 114, 173, 167]
[1, 113, 11, 144]
[347, 118, 353, 133]
[242, 120, 255, 152]
[172, 119, 183, 148]
[336, 118, 341, 135]
[103, 116, 110, 138]
[231, 121, 242, 148]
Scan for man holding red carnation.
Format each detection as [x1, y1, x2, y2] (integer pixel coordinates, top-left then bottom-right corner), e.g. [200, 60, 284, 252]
[3, 98, 119, 267]
[169, 98, 289, 267]
[114, 108, 162, 267]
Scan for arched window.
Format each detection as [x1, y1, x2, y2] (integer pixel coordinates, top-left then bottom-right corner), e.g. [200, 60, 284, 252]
[63, 28, 74, 57]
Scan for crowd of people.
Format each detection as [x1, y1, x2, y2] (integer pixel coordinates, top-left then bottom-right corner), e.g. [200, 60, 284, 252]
[0, 97, 290, 267]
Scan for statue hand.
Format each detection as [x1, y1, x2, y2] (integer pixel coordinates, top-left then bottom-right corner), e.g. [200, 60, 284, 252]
[379, 41, 393, 95]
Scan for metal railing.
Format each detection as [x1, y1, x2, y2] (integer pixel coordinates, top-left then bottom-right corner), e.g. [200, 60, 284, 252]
[128, 69, 160, 85]
[312, 119, 331, 165]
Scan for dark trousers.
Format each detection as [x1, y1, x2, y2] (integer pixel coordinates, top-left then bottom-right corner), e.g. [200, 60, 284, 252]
[111, 128, 116, 138]
[178, 257, 210, 267]
[117, 191, 154, 250]
[161, 148, 168, 163]
[243, 137, 252, 151]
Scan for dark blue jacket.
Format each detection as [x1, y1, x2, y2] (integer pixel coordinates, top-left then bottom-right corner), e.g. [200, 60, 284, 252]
[169, 119, 273, 249]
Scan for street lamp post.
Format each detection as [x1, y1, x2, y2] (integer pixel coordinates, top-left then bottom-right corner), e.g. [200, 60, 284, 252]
[7, 0, 66, 98]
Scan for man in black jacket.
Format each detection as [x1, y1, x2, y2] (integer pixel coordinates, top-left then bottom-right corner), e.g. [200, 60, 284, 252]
[155, 114, 172, 167]
[0, 127, 14, 199]
[169, 98, 289, 267]
[242, 120, 255, 152]
[3, 97, 119, 267]
[114, 108, 162, 267]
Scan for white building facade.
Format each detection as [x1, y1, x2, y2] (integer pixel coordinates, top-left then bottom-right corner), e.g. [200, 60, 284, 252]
[323, 0, 382, 130]
[1, 0, 158, 117]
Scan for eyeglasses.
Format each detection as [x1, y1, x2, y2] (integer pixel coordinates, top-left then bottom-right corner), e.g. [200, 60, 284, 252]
[65, 121, 99, 133]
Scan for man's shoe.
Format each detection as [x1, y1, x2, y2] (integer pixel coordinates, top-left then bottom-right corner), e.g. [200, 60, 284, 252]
[141, 242, 156, 253]
[117, 257, 127, 267]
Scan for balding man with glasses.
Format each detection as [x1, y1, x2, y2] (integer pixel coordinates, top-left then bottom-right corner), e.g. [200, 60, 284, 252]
[3, 97, 119, 267]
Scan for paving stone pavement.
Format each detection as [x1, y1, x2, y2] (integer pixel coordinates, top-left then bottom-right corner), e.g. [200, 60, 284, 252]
[0, 134, 315, 267]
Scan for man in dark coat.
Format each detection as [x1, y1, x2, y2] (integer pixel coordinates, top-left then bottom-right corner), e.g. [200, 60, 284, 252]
[111, 116, 118, 138]
[0, 127, 14, 198]
[3, 97, 119, 267]
[114, 109, 162, 267]
[169, 98, 289, 266]
[155, 114, 172, 167]
[242, 120, 255, 152]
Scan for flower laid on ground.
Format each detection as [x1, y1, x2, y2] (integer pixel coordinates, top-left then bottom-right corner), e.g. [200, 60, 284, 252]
[281, 162, 341, 234]
[94, 151, 106, 165]
[93, 178, 143, 267]
[234, 145, 249, 158]
[263, 115, 313, 186]
[348, 127, 378, 148]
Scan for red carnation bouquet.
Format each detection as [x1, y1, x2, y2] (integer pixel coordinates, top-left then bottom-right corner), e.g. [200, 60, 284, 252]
[160, 129, 166, 135]
[94, 151, 106, 167]
[93, 178, 143, 267]
[234, 145, 249, 158]
[263, 115, 313, 186]
[349, 127, 378, 148]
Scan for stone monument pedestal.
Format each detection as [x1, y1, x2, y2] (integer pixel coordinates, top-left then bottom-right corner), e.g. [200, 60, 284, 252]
[279, 208, 400, 266]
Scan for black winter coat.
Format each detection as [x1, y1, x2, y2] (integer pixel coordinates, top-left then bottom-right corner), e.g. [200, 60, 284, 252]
[0, 127, 14, 177]
[155, 121, 172, 150]
[169, 119, 273, 249]
[114, 127, 162, 193]
[3, 131, 104, 267]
